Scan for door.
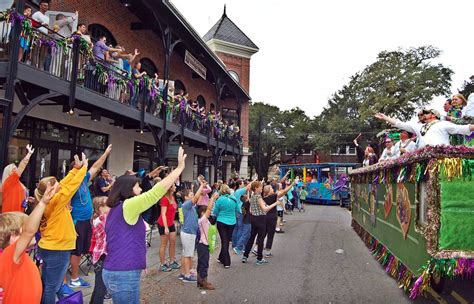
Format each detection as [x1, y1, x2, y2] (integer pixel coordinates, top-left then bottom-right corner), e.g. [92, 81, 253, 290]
[57, 149, 72, 180]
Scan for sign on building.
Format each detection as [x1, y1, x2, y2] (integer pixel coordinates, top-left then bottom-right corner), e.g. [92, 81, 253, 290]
[184, 50, 207, 80]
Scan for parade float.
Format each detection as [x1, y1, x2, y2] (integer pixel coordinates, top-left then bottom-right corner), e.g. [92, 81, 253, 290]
[349, 145, 474, 298]
[279, 163, 358, 205]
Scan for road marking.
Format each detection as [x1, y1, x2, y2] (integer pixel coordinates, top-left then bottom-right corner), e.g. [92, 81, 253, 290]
[427, 287, 447, 304]
[450, 291, 468, 304]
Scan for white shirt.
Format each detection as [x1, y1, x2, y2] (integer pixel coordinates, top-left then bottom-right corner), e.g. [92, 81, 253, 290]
[464, 94, 474, 117]
[394, 120, 471, 148]
[395, 139, 417, 154]
[380, 146, 399, 161]
[32, 11, 50, 34]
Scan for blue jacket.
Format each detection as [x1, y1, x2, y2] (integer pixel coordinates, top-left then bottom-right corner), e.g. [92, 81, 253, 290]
[213, 194, 241, 225]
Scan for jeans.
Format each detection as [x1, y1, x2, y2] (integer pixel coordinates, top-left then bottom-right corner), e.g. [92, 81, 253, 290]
[197, 243, 210, 279]
[38, 248, 71, 304]
[265, 216, 278, 250]
[130, 88, 138, 108]
[235, 223, 251, 251]
[102, 269, 142, 304]
[244, 215, 266, 260]
[216, 221, 234, 267]
[90, 257, 107, 304]
[232, 213, 243, 246]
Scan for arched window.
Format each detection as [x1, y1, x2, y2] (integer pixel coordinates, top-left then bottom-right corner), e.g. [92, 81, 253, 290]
[174, 80, 186, 94]
[197, 95, 206, 108]
[88, 24, 117, 46]
[228, 70, 240, 83]
[139, 58, 158, 77]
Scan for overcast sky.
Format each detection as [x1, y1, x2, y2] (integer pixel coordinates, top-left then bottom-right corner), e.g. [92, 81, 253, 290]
[171, 0, 474, 118]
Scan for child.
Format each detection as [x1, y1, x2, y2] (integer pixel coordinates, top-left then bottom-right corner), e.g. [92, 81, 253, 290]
[0, 182, 58, 303]
[178, 181, 206, 282]
[299, 186, 307, 212]
[196, 192, 219, 290]
[89, 196, 109, 304]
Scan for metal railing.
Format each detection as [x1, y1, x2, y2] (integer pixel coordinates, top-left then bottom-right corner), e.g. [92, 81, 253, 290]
[0, 12, 243, 147]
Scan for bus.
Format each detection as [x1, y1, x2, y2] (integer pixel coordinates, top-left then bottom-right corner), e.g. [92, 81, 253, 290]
[278, 163, 359, 205]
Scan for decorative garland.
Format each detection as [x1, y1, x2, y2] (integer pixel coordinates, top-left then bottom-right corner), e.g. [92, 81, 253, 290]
[353, 220, 474, 299]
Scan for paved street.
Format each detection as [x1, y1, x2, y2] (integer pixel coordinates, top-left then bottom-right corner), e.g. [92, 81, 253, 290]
[77, 205, 472, 303]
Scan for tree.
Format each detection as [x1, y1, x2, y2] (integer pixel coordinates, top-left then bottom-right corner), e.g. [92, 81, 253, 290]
[313, 45, 453, 152]
[248, 102, 282, 179]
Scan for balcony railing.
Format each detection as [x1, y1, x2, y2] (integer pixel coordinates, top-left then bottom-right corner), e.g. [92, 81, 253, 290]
[0, 10, 243, 149]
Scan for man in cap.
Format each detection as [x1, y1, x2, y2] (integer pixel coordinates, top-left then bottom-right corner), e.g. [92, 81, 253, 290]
[375, 109, 474, 148]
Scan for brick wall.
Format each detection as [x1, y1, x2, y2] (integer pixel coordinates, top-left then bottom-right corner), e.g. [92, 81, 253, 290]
[49, 0, 247, 145]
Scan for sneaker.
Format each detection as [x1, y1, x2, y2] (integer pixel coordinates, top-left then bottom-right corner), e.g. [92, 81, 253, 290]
[256, 259, 269, 266]
[224, 265, 230, 269]
[265, 252, 274, 258]
[69, 277, 91, 288]
[282, 219, 287, 223]
[251, 249, 258, 256]
[275, 229, 285, 233]
[160, 264, 172, 272]
[178, 273, 185, 280]
[182, 275, 197, 283]
[233, 247, 242, 255]
[216, 259, 222, 264]
[58, 283, 75, 297]
[241, 256, 248, 263]
[104, 292, 111, 300]
[169, 260, 180, 269]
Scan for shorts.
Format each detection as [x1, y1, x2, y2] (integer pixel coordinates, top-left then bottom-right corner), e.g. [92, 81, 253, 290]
[158, 224, 176, 235]
[72, 220, 92, 256]
[180, 232, 196, 257]
[277, 210, 284, 218]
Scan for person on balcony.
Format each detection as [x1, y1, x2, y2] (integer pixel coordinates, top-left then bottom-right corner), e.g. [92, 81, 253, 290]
[18, 6, 32, 62]
[375, 110, 474, 148]
[130, 61, 147, 108]
[54, 11, 77, 38]
[32, 1, 52, 72]
[92, 35, 122, 62]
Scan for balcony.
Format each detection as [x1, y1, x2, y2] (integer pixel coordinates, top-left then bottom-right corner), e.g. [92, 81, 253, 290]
[0, 11, 243, 154]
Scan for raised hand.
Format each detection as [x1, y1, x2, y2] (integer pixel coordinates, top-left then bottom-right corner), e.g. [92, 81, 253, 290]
[73, 153, 88, 169]
[26, 144, 35, 155]
[177, 146, 187, 169]
[105, 144, 112, 154]
[211, 192, 219, 201]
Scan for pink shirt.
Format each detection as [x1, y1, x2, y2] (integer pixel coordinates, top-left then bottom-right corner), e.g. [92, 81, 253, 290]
[197, 186, 212, 206]
[198, 216, 210, 245]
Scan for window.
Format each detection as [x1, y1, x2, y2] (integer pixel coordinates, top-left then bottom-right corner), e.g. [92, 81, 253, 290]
[193, 155, 211, 180]
[228, 70, 240, 83]
[140, 58, 158, 77]
[88, 24, 117, 46]
[174, 79, 186, 94]
[133, 142, 158, 172]
[330, 145, 357, 155]
[197, 95, 206, 108]
[285, 148, 312, 156]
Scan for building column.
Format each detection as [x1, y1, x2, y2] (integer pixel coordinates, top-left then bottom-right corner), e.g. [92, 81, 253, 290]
[239, 146, 250, 178]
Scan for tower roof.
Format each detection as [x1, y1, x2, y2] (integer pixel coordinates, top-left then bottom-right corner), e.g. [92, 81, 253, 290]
[203, 6, 259, 50]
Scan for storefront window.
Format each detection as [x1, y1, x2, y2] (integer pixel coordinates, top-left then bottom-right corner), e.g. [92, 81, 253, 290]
[79, 131, 107, 150]
[38, 121, 72, 144]
[193, 155, 210, 181]
[133, 142, 158, 172]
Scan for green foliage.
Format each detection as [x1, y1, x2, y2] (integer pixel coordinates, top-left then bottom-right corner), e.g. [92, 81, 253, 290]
[313, 45, 453, 151]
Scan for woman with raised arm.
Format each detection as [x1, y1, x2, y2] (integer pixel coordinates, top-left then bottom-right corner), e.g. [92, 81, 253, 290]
[1, 144, 35, 213]
[102, 147, 186, 304]
[242, 180, 281, 265]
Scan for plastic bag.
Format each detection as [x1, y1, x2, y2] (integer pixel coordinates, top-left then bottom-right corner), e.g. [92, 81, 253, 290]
[208, 224, 217, 253]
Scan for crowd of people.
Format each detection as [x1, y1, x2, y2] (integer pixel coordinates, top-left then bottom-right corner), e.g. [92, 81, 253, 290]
[0, 141, 308, 304]
[353, 93, 474, 167]
[6, 2, 242, 144]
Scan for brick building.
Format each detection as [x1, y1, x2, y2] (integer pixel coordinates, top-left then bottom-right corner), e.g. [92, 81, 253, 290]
[0, 0, 258, 190]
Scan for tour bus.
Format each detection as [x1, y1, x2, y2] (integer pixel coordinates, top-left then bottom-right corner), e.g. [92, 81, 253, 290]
[278, 163, 359, 205]
[349, 145, 474, 298]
